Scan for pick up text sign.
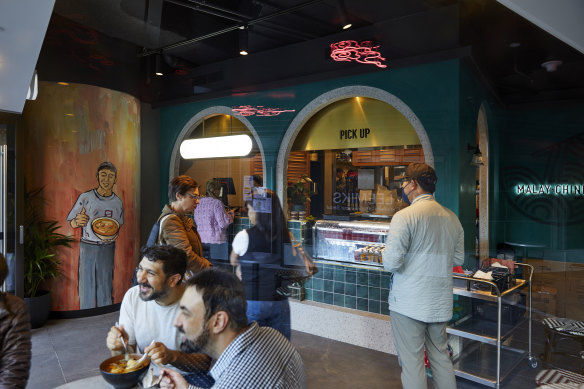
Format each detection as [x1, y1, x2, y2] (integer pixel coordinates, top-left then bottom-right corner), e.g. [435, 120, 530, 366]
[340, 128, 370, 140]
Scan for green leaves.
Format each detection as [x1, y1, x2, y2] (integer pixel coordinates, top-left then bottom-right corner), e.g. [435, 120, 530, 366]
[287, 175, 316, 205]
[24, 188, 74, 298]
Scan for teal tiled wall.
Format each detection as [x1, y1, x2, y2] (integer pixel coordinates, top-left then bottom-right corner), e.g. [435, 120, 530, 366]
[232, 216, 390, 315]
[303, 261, 391, 316]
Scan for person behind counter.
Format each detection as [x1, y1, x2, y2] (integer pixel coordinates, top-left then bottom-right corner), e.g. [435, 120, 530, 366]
[193, 179, 234, 261]
[157, 176, 212, 278]
[382, 163, 464, 389]
[0, 254, 32, 389]
[229, 188, 292, 340]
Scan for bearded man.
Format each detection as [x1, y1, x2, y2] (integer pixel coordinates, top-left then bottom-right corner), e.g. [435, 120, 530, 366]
[106, 245, 211, 381]
[160, 269, 306, 389]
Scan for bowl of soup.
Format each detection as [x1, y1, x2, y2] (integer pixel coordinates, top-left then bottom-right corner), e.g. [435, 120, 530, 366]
[92, 217, 120, 241]
[100, 353, 150, 389]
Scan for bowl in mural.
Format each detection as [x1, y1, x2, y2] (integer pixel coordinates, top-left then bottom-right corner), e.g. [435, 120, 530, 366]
[92, 217, 120, 241]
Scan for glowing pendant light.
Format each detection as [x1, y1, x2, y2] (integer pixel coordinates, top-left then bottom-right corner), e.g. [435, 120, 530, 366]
[180, 134, 253, 159]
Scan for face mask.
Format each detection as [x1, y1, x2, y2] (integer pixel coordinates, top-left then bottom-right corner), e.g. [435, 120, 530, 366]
[401, 182, 412, 205]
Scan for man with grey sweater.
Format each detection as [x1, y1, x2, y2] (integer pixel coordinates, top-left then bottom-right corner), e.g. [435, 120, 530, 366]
[383, 163, 464, 389]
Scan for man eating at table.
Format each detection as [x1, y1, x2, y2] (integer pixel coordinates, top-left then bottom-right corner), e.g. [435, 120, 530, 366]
[159, 268, 306, 389]
[106, 245, 211, 384]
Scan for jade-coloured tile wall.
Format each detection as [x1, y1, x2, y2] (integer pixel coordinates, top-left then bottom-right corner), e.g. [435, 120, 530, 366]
[303, 261, 391, 316]
[231, 217, 390, 315]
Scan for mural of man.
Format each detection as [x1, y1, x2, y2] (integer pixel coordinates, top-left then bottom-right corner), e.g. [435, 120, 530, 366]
[67, 162, 124, 309]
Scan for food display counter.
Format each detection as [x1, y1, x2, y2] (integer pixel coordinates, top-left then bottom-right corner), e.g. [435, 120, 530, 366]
[312, 219, 390, 267]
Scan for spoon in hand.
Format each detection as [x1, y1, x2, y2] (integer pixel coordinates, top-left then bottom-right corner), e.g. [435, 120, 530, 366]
[120, 335, 130, 361]
[115, 322, 130, 361]
[135, 340, 155, 366]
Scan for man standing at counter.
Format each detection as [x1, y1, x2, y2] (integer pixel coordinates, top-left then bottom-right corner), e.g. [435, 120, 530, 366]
[382, 163, 464, 389]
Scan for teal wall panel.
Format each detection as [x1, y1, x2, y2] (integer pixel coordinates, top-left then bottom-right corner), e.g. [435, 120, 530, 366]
[159, 60, 462, 213]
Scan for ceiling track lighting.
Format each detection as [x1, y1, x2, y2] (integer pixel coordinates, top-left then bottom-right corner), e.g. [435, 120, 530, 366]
[239, 26, 249, 56]
[154, 53, 164, 76]
[336, 0, 352, 30]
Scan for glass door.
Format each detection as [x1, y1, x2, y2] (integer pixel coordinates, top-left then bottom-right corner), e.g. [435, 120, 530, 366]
[0, 123, 23, 296]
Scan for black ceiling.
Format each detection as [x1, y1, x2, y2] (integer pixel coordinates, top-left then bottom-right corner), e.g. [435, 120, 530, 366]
[37, 0, 584, 107]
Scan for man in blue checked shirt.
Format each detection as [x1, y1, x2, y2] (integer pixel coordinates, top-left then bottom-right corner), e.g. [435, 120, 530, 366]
[160, 269, 306, 389]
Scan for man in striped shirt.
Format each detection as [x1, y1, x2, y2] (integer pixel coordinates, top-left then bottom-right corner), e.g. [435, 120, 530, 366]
[160, 269, 306, 389]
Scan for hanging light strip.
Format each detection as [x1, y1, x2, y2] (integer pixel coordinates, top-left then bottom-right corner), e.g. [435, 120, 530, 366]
[180, 134, 253, 159]
[232, 105, 296, 116]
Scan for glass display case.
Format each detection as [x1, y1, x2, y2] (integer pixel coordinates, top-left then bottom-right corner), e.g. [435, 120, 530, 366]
[313, 220, 390, 267]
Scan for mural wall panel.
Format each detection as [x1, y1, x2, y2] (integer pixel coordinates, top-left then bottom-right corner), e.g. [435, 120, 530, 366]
[23, 82, 140, 311]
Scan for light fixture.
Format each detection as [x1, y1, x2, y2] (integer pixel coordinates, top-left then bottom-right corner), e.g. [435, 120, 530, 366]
[336, 0, 352, 30]
[541, 60, 562, 72]
[180, 134, 253, 159]
[26, 69, 38, 100]
[155, 54, 164, 76]
[467, 143, 484, 166]
[239, 26, 249, 56]
[330, 40, 387, 68]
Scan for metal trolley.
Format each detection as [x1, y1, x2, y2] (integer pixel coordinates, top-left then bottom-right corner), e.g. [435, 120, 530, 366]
[448, 263, 537, 388]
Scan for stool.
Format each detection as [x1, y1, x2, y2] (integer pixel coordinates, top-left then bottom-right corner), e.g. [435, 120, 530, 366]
[536, 368, 584, 388]
[541, 318, 584, 372]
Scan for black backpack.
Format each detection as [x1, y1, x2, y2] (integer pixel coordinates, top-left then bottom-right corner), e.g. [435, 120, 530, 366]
[146, 219, 161, 247]
[145, 214, 172, 247]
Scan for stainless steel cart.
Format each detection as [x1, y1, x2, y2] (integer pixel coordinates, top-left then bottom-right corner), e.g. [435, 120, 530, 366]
[448, 263, 537, 388]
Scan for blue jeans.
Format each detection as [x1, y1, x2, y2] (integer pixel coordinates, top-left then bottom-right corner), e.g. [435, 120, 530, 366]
[246, 299, 291, 340]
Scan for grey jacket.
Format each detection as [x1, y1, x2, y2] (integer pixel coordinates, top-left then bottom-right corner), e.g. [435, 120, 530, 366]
[0, 293, 32, 389]
[382, 194, 464, 322]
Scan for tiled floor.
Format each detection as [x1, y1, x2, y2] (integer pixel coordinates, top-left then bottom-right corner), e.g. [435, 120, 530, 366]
[26, 310, 582, 388]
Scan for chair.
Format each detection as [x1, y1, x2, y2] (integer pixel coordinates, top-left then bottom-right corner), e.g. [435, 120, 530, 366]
[541, 317, 584, 373]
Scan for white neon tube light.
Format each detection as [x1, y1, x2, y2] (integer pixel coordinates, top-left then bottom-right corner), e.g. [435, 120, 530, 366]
[180, 134, 253, 159]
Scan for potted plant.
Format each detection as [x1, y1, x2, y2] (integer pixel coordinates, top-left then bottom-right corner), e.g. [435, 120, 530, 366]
[23, 187, 74, 328]
[287, 175, 315, 213]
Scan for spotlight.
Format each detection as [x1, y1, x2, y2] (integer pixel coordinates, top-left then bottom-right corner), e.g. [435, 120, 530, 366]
[239, 26, 249, 56]
[336, 0, 352, 30]
[155, 54, 164, 76]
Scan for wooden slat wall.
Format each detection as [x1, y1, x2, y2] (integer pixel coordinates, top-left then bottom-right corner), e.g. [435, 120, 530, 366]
[249, 153, 263, 177]
[286, 151, 310, 184]
[353, 147, 424, 166]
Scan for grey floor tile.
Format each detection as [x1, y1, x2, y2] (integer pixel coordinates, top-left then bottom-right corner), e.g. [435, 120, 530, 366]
[30, 332, 55, 356]
[64, 367, 103, 384]
[26, 352, 65, 389]
[27, 309, 584, 389]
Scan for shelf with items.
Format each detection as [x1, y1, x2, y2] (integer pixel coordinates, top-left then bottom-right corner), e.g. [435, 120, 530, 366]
[313, 220, 389, 267]
[447, 264, 537, 388]
[452, 341, 527, 387]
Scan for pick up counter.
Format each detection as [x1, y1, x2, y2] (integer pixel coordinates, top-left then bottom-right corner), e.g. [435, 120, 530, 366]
[230, 215, 397, 354]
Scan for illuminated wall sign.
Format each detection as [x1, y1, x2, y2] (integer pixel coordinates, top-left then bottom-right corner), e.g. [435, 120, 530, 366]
[330, 40, 387, 68]
[515, 184, 584, 196]
[232, 105, 295, 117]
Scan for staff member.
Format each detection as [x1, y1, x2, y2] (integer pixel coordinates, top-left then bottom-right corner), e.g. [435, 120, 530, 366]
[382, 163, 464, 389]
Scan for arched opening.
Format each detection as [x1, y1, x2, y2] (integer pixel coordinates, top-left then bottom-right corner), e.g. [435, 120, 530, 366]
[169, 106, 265, 206]
[276, 86, 433, 216]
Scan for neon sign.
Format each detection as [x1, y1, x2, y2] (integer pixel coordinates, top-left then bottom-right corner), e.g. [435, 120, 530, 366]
[232, 105, 296, 117]
[330, 40, 387, 68]
[515, 184, 584, 196]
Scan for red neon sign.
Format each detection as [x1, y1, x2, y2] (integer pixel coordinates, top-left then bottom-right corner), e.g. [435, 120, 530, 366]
[330, 40, 387, 68]
[232, 105, 296, 117]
